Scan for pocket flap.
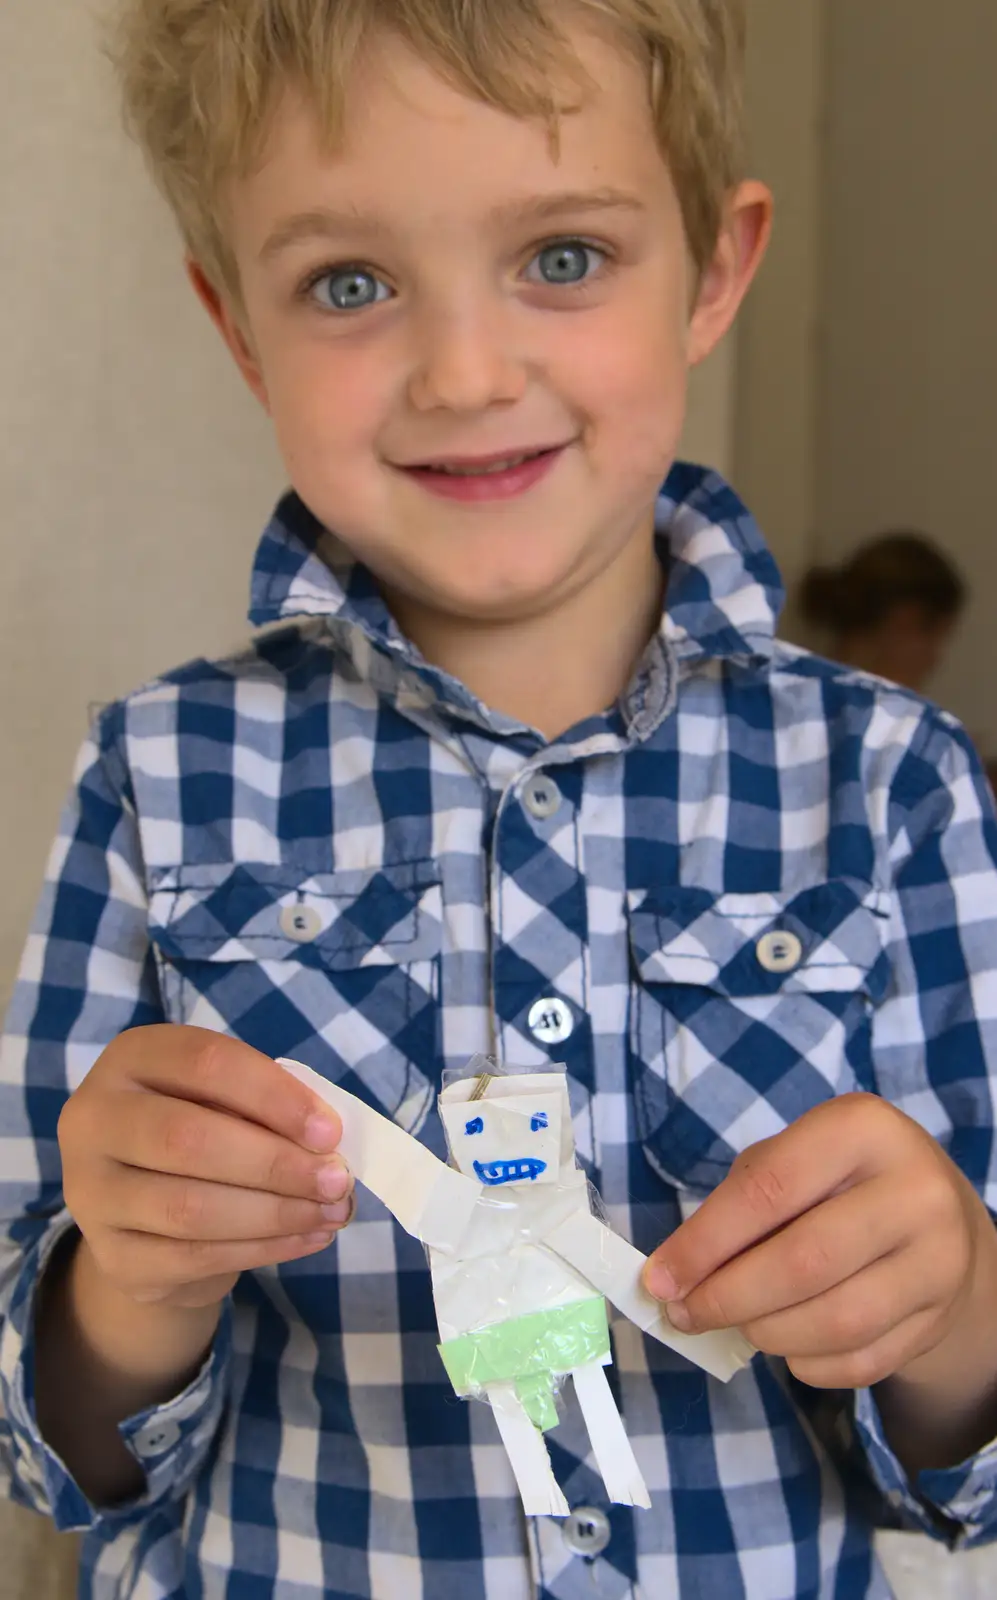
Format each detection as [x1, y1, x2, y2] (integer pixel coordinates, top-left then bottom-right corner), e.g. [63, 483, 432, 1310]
[628, 878, 891, 1001]
[148, 859, 441, 969]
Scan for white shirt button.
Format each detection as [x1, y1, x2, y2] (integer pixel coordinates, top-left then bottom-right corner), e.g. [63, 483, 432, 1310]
[522, 776, 562, 821]
[527, 997, 574, 1046]
[562, 1505, 611, 1558]
[132, 1419, 182, 1458]
[279, 904, 323, 943]
[756, 929, 803, 974]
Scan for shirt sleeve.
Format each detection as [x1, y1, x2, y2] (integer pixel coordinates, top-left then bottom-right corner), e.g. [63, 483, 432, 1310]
[0, 709, 231, 1532]
[851, 708, 997, 1546]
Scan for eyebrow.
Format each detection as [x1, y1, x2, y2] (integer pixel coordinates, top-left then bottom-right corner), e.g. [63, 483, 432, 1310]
[258, 188, 646, 263]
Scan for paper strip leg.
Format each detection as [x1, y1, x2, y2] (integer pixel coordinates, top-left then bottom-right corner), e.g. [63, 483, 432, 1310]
[487, 1382, 570, 1518]
[572, 1362, 651, 1510]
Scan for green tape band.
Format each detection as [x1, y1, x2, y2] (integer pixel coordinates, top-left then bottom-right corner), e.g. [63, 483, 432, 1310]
[438, 1297, 610, 1431]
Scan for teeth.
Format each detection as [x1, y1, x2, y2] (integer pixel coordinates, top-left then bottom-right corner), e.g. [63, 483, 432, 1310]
[431, 453, 534, 477]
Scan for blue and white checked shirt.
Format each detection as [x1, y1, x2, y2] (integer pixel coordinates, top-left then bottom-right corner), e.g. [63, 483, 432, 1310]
[3, 464, 997, 1600]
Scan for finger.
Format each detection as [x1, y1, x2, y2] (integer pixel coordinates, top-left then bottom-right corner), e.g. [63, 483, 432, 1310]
[644, 1094, 900, 1300]
[786, 1307, 941, 1392]
[95, 1089, 351, 1202]
[113, 1026, 342, 1153]
[97, 1165, 355, 1242]
[743, 1251, 936, 1361]
[671, 1175, 911, 1333]
[104, 1224, 345, 1296]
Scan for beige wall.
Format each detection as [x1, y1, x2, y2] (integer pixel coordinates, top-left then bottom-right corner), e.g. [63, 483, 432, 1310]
[735, 0, 825, 599]
[814, 0, 997, 752]
[0, 2, 287, 1009]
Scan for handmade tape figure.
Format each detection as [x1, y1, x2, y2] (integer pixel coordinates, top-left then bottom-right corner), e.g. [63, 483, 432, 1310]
[279, 1056, 752, 1516]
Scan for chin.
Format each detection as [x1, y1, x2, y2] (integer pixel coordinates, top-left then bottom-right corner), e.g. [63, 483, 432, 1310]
[430, 566, 586, 623]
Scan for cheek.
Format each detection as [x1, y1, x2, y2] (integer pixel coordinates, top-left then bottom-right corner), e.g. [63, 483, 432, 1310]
[916, 641, 941, 679]
[566, 298, 689, 454]
[260, 333, 389, 473]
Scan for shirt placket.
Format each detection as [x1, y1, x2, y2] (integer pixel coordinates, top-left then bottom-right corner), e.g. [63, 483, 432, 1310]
[488, 742, 638, 1599]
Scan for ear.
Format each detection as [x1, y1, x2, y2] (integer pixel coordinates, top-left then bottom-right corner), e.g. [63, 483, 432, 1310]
[687, 180, 773, 368]
[186, 259, 271, 414]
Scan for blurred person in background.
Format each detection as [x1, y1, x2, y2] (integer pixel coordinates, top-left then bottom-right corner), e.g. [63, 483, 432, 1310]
[800, 532, 997, 790]
[800, 531, 966, 694]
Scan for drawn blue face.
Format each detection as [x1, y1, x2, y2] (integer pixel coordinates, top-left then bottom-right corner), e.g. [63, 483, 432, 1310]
[441, 1089, 563, 1188]
[462, 1110, 545, 1182]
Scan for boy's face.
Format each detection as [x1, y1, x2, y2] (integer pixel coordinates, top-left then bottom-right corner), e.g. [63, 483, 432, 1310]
[199, 25, 768, 627]
[440, 1088, 565, 1188]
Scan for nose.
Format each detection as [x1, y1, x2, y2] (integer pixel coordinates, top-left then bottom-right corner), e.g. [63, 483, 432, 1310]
[407, 299, 527, 414]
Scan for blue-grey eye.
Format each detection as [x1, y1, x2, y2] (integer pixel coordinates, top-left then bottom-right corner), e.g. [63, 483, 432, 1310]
[314, 267, 388, 312]
[465, 1115, 484, 1136]
[530, 1112, 549, 1132]
[533, 241, 599, 285]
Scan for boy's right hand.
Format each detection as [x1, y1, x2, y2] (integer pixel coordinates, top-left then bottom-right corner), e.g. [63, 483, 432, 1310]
[58, 1025, 353, 1310]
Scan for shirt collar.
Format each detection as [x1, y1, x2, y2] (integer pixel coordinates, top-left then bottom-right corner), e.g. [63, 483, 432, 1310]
[656, 461, 784, 664]
[248, 462, 784, 739]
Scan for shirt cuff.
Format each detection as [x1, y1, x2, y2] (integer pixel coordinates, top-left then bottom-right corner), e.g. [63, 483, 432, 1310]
[854, 1385, 997, 1547]
[1, 1211, 231, 1533]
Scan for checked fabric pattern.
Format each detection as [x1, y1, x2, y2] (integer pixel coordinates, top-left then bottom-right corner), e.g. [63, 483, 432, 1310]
[3, 464, 997, 1600]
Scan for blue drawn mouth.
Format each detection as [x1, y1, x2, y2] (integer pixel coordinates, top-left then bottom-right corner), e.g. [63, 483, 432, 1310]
[473, 1157, 548, 1186]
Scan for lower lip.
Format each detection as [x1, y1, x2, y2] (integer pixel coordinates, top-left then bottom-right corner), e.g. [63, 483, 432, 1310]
[398, 446, 565, 502]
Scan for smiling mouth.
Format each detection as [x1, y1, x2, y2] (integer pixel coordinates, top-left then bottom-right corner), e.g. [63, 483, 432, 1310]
[473, 1157, 548, 1186]
[397, 444, 567, 478]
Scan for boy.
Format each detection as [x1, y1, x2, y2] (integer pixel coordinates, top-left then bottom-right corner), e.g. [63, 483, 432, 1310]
[3, 1, 997, 1595]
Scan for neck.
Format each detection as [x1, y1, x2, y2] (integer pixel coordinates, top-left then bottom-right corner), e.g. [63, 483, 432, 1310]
[837, 632, 897, 684]
[387, 521, 666, 740]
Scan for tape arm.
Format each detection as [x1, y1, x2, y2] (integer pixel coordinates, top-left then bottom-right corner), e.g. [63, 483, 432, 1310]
[277, 1056, 481, 1250]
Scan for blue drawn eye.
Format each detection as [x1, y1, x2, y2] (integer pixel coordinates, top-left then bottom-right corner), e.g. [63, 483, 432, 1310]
[530, 1112, 549, 1132]
[464, 1115, 484, 1136]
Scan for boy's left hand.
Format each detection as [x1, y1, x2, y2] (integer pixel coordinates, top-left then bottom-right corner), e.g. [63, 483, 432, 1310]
[643, 1093, 997, 1393]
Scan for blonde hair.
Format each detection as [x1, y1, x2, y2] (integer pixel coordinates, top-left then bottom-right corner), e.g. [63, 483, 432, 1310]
[106, 0, 746, 305]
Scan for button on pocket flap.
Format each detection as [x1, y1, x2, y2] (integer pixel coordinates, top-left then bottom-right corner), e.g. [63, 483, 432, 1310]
[148, 859, 442, 969]
[628, 878, 891, 1001]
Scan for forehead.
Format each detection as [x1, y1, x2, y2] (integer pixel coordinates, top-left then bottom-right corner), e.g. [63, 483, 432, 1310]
[234, 27, 675, 253]
[443, 1085, 563, 1126]
[439, 1071, 569, 1114]
[439, 1081, 567, 1156]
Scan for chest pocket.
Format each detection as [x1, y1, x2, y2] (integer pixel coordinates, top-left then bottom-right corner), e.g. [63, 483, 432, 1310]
[147, 860, 442, 1132]
[627, 878, 892, 1196]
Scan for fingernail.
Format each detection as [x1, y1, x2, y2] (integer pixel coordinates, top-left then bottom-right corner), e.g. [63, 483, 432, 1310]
[645, 1262, 679, 1302]
[304, 1114, 339, 1152]
[316, 1162, 351, 1201]
[321, 1195, 354, 1226]
[666, 1301, 693, 1332]
[304, 1229, 335, 1246]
